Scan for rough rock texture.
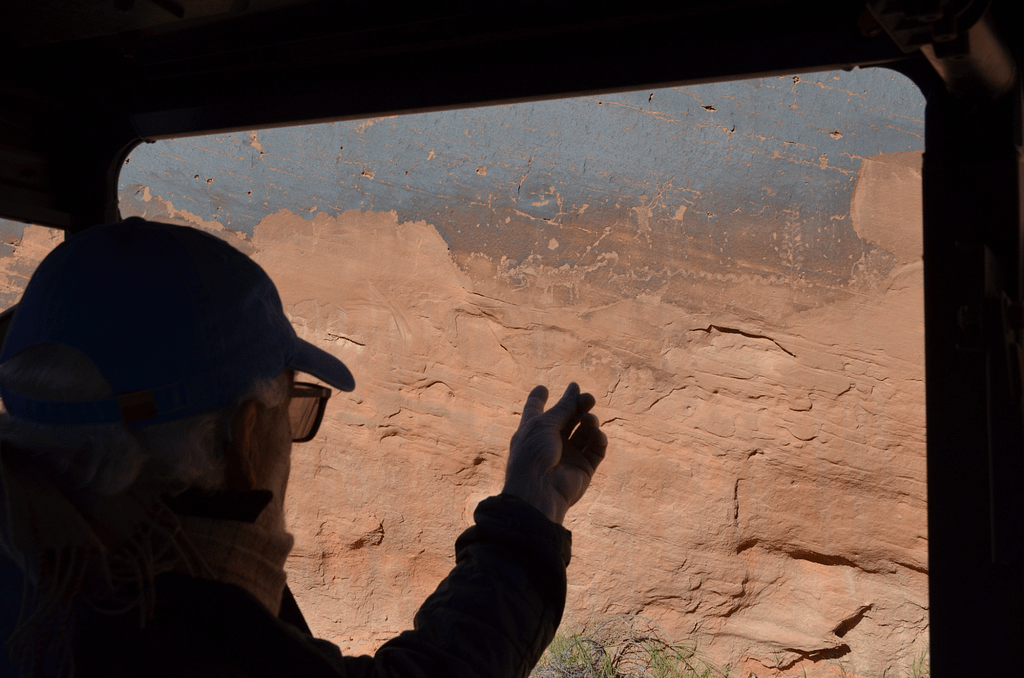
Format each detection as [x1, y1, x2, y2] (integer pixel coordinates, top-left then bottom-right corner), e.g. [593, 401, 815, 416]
[3, 72, 929, 678]
[0, 224, 64, 309]
[114, 147, 927, 677]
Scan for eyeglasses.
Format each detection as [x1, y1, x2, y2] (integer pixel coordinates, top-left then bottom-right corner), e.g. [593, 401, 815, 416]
[289, 382, 331, 442]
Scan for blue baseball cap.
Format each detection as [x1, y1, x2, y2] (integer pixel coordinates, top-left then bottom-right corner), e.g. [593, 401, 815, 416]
[0, 218, 354, 428]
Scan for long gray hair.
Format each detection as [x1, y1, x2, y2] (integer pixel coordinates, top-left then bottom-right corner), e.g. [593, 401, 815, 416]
[0, 342, 287, 677]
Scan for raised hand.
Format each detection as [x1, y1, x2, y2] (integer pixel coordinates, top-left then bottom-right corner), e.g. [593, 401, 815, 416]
[502, 383, 608, 524]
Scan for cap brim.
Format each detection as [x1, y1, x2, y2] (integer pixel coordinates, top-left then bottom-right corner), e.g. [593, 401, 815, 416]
[290, 339, 355, 392]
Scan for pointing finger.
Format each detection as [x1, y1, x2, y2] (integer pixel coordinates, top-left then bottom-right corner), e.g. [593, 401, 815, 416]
[519, 385, 549, 427]
[544, 382, 583, 430]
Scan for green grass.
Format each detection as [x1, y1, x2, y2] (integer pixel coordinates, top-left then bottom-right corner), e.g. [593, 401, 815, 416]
[535, 617, 928, 678]
[532, 616, 729, 678]
[906, 647, 929, 678]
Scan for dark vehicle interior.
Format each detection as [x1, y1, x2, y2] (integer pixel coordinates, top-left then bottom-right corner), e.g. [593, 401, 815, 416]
[2, 1, 1022, 674]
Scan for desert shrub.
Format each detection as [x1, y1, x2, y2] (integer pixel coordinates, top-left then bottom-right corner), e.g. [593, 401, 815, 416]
[533, 615, 728, 678]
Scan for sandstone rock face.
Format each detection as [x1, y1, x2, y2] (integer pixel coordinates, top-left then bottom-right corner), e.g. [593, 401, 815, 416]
[257, 151, 925, 678]
[2, 72, 929, 678]
[116, 148, 926, 676]
[0, 224, 64, 309]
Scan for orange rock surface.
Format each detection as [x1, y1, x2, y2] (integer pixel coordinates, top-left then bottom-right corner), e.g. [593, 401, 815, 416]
[254, 150, 927, 676]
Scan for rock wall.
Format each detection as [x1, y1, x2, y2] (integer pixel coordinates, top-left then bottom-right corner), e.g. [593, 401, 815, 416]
[1, 68, 929, 677]
[123, 151, 927, 677]
[296, 155, 927, 678]
[0, 222, 64, 310]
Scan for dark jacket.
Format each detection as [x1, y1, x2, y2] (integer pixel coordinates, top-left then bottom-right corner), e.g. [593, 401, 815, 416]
[70, 495, 571, 678]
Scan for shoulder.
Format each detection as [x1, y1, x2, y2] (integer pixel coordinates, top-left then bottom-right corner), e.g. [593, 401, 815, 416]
[73, 573, 344, 678]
